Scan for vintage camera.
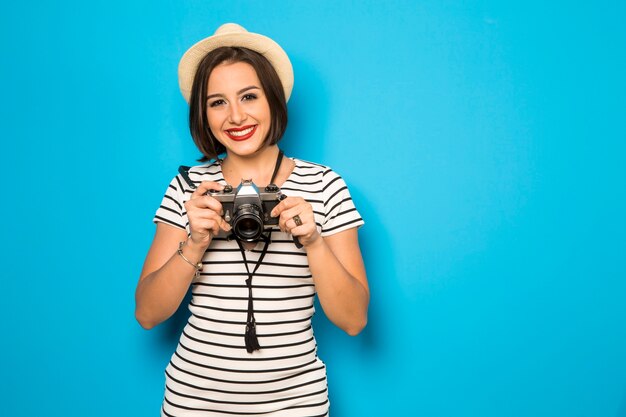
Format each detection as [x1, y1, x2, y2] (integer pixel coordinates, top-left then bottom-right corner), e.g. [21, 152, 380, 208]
[209, 180, 284, 242]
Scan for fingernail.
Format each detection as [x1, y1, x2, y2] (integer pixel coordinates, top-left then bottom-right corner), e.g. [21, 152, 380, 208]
[270, 209, 276, 217]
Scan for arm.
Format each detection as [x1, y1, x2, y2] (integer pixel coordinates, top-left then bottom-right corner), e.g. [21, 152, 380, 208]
[305, 228, 369, 335]
[135, 181, 230, 329]
[272, 199, 369, 335]
[135, 223, 203, 329]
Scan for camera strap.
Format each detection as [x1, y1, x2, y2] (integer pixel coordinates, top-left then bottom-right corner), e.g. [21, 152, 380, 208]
[269, 149, 284, 185]
[237, 148, 283, 352]
[236, 235, 272, 353]
[196, 148, 284, 353]
[178, 148, 284, 190]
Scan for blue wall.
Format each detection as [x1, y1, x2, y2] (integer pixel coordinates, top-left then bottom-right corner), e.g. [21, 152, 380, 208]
[2, 1, 625, 416]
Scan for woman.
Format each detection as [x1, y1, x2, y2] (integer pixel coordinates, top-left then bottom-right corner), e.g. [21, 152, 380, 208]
[136, 23, 369, 417]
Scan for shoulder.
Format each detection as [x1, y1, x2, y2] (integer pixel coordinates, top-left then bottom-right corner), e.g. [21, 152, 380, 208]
[288, 158, 353, 202]
[291, 158, 339, 178]
[186, 160, 222, 179]
[293, 158, 349, 184]
[290, 160, 364, 234]
[174, 160, 223, 193]
[290, 158, 353, 191]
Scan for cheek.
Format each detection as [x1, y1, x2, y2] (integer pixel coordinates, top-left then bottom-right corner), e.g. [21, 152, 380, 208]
[205, 116, 225, 144]
[206, 111, 222, 131]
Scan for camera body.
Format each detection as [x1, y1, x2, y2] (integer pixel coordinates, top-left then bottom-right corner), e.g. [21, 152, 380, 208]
[209, 180, 284, 242]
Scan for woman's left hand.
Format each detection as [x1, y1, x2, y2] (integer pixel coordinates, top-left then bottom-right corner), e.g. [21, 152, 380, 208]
[271, 196, 320, 248]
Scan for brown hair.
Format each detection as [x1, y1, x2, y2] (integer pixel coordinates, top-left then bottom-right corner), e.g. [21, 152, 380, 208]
[188, 47, 288, 161]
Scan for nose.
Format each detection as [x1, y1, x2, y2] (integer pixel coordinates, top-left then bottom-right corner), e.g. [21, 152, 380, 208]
[228, 101, 247, 125]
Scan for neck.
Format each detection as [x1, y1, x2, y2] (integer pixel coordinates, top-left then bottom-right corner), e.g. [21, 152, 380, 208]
[222, 145, 281, 185]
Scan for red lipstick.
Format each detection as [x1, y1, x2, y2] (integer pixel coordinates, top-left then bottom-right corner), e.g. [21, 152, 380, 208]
[225, 125, 257, 141]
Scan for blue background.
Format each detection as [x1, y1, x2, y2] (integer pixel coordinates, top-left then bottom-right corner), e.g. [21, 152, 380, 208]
[2, 1, 625, 416]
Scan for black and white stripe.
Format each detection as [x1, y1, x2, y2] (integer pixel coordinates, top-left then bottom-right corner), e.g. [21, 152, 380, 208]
[153, 158, 363, 416]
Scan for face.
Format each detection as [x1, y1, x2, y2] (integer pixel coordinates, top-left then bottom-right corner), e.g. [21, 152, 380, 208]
[205, 61, 272, 158]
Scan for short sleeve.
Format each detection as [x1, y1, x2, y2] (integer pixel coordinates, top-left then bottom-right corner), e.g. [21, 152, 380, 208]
[321, 169, 364, 237]
[153, 175, 188, 231]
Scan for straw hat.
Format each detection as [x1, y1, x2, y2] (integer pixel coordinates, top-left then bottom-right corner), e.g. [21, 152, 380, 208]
[178, 23, 294, 103]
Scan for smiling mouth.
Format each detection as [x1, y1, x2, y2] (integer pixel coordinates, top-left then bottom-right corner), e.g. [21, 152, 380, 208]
[225, 125, 257, 141]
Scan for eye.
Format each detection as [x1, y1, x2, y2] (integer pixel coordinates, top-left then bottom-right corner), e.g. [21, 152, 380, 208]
[242, 93, 257, 101]
[208, 99, 226, 108]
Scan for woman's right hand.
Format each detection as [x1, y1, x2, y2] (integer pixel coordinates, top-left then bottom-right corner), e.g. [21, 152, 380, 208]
[184, 181, 232, 249]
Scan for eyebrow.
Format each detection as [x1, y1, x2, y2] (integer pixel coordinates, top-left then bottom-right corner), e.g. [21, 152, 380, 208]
[206, 85, 260, 100]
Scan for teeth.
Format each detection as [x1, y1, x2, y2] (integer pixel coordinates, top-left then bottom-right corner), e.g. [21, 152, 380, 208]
[228, 126, 254, 137]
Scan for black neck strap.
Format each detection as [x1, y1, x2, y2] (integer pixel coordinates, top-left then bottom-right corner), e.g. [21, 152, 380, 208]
[236, 233, 272, 353]
[215, 149, 284, 186]
[177, 149, 284, 191]
[269, 149, 284, 185]
[222, 149, 284, 353]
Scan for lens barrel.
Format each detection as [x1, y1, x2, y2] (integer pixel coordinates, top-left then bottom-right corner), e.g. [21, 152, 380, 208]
[232, 204, 264, 242]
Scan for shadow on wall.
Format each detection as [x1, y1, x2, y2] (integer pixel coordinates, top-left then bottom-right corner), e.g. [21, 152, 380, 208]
[617, 390, 626, 417]
[313, 180, 393, 417]
[352, 184, 390, 353]
[312, 190, 391, 356]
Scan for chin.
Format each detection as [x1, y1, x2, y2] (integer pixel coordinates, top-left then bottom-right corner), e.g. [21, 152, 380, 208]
[227, 138, 270, 156]
[226, 143, 264, 157]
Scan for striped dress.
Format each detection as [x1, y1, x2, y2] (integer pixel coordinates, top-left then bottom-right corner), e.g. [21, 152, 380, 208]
[153, 158, 364, 417]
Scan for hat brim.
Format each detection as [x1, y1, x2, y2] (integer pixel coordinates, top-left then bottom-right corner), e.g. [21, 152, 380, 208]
[178, 30, 294, 103]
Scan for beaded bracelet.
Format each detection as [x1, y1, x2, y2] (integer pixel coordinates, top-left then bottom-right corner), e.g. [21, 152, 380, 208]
[177, 241, 203, 278]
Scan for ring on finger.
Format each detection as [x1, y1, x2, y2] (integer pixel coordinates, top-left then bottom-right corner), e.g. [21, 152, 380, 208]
[292, 215, 303, 226]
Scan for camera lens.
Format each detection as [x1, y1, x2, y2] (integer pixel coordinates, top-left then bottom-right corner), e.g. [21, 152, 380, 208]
[232, 204, 263, 242]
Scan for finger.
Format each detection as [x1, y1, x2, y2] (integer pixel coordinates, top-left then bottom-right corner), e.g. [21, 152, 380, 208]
[277, 207, 300, 231]
[280, 206, 308, 222]
[271, 196, 304, 217]
[198, 195, 224, 213]
[191, 181, 225, 199]
[187, 195, 224, 214]
[189, 207, 231, 231]
[281, 213, 309, 234]
[219, 217, 232, 232]
[192, 216, 227, 237]
[283, 206, 314, 231]
[189, 208, 223, 222]
[289, 224, 307, 236]
[189, 219, 217, 239]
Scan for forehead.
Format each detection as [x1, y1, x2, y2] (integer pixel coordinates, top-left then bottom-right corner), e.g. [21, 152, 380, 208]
[207, 61, 261, 93]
